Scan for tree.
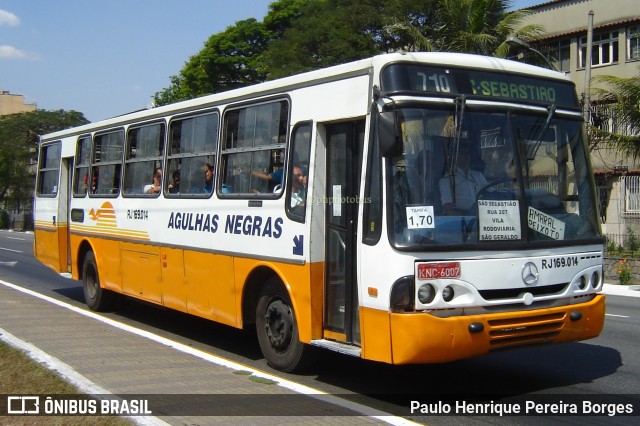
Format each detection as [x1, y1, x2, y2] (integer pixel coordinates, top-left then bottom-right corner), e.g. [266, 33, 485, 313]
[263, 0, 377, 78]
[386, 0, 542, 61]
[153, 18, 271, 106]
[263, 0, 436, 79]
[0, 109, 88, 219]
[153, 0, 437, 101]
[153, 0, 311, 106]
[592, 68, 640, 157]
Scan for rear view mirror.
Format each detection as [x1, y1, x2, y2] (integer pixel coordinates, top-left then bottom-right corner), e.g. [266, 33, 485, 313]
[378, 111, 403, 157]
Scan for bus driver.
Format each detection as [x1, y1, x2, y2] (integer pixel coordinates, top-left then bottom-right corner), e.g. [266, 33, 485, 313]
[439, 144, 488, 215]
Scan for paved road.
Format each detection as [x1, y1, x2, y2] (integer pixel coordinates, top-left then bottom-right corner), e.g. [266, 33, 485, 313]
[1, 230, 639, 425]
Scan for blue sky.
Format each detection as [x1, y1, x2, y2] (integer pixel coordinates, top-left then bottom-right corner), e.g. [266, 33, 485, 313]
[1, 0, 544, 122]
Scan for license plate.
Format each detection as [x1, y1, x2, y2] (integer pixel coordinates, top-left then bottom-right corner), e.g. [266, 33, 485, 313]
[417, 262, 461, 279]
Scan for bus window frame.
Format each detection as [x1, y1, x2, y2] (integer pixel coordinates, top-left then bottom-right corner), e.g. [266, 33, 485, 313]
[165, 108, 220, 199]
[219, 97, 289, 199]
[73, 135, 92, 198]
[362, 110, 383, 245]
[285, 121, 313, 223]
[36, 141, 61, 197]
[122, 120, 167, 198]
[89, 128, 124, 198]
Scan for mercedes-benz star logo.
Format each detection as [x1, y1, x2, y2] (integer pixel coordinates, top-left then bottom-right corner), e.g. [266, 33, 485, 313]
[522, 262, 539, 286]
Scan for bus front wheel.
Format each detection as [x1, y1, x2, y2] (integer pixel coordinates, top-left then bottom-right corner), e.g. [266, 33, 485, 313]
[256, 280, 310, 372]
[82, 251, 116, 312]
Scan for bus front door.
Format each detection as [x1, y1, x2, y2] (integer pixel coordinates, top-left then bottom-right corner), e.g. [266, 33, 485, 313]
[325, 121, 364, 345]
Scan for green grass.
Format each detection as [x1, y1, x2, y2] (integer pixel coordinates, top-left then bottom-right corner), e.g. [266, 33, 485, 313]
[0, 341, 136, 426]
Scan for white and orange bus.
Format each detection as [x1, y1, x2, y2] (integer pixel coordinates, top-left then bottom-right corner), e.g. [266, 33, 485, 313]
[34, 52, 605, 372]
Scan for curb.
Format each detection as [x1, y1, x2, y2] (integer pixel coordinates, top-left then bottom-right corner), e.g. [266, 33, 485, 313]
[602, 283, 640, 298]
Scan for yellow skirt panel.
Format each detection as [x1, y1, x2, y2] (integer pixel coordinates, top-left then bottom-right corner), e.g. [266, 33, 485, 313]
[361, 294, 605, 364]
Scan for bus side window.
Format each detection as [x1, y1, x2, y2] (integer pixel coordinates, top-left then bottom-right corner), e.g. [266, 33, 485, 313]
[37, 142, 61, 196]
[286, 122, 312, 222]
[221, 100, 288, 196]
[91, 130, 123, 197]
[123, 123, 165, 196]
[363, 122, 382, 244]
[73, 136, 91, 197]
[167, 111, 219, 197]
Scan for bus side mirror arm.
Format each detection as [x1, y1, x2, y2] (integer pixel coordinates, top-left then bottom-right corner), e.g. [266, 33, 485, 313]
[378, 111, 403, 157]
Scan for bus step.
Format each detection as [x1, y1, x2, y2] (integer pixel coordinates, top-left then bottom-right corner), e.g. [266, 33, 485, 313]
[310, 339, 361, 357]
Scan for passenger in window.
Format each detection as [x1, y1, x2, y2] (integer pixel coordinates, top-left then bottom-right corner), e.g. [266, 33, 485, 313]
[252, 168, 284, 186]
[80, 173, 89, 194]
[91, 171, 98, 194]
[290, 166, 307, 208]
[144, 167, 162, 194]
[204, 162, 214, 194]
[168, 170, 180, 194]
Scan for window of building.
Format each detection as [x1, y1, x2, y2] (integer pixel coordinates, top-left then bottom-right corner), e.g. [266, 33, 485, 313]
[37, 142, 61, 196]
[123, 122, 165, 196]
[543, 39, 571, 72]
[221, 100, 288, 196]
[73, 136, 91, 196]
[91, 130, 123, 196]
[166, 111, 219, 196]
[622, 175, 640, 217]
[628, 25, 640, 61]
[579, 31, 619, 68]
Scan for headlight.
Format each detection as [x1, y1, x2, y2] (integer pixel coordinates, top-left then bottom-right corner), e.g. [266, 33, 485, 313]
[577, 275, 587, 290]
[390, 276, 415, 311]
[442, 285, 454, 302]
[591, 270, 601, 289]
[417, 283, 436, 304]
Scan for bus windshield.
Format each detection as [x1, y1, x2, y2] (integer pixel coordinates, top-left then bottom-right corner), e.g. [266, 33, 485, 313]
[388, 107, 601, 249]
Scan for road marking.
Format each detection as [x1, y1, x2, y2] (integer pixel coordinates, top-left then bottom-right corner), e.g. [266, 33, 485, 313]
[6, 237, 26, 241]
[605, 313, 630, 318]
[0, 279, 419, 426]
[0, 261, 17, 267]
[0, 247, 22, 253]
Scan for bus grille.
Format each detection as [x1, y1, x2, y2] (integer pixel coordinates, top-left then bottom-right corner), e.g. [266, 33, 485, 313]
[479, 283, 568, 300]
[487, 312, 565, 349]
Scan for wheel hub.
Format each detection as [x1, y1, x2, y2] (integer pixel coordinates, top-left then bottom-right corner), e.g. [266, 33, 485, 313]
[264, 299, 293, 352]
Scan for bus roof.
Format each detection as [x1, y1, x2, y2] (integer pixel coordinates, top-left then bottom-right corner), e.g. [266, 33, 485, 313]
[41, 52, 569, 141]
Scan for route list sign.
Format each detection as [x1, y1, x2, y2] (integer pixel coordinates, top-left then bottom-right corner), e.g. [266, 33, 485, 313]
[478, 200, 521, 241]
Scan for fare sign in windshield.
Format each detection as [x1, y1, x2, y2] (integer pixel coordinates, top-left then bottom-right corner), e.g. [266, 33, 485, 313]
[417, 262, 461, 279]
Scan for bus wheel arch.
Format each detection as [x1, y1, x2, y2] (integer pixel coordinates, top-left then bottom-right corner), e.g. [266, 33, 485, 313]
[253, 274, 313, 372]
[76, 240, 94, 280]
[242, 266, 279, 327]
[80, 248, 117, 312]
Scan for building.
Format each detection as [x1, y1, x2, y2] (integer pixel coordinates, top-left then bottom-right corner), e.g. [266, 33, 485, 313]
[519, 0, 640, 246]
[0, 90, 36, 115]
[0, 91, 37, 230]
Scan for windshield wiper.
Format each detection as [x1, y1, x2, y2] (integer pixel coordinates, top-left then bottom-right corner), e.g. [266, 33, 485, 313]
[446, 95, 467, 202]
[527, 104, 556, 160]
[450, 95, 466, 174]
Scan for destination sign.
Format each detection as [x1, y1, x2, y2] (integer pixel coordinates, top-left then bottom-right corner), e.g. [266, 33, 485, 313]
[381, 63, 579, 108]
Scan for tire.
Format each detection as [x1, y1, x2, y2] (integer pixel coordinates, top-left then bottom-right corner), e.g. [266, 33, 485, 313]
[255, 279, 313, 372]
[82, 251, 116, 312]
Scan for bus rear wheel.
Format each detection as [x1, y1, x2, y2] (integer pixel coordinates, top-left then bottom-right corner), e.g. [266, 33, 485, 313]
[256, 280, 311, 372]
[82, 251, 116, 312]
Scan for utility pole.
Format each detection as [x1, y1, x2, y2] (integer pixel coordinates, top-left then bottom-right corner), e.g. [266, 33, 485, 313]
[584, 10, 594, 124]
